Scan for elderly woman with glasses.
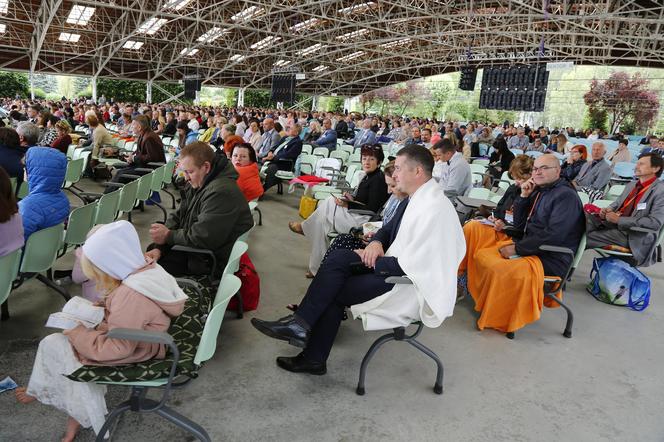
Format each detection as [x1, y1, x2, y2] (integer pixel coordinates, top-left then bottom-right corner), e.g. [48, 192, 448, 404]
[288, 144, 389, 278]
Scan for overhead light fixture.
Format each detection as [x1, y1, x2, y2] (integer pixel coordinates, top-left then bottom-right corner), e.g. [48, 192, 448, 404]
[0, 24, 6, 34]
[0, 0, 8, 15]
[163, 0, 192, 11]
[122, 40, 144, 50]
[338, 2, 376, 14]
[58, 32, 81, 43]
[137, 18, 167, 35]
[312, 65, 329, 72]
[274, 59, 291, 67]
[180, 47, 199, 56]
[296, 43, 324, 57]
[231, 6, 264, 22]
[336, 29, 369, 41]
[289, 18, 320, 32]
[197, 27, 227, 43]
[379, 38, 412, 49]
[250, 36, 281, 50]
[337, 51, 365, 62]
[229, 54, 246, 62]
[66, 5, 95, 26]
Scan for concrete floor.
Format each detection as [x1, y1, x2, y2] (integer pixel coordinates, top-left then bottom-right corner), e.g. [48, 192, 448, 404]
[1, 180, 663, 442]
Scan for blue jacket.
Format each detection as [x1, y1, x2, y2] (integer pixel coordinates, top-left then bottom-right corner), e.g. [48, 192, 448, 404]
[18, 147, 70, 241]
[314, 129, 337, 149]
[0, 143, 26, 180]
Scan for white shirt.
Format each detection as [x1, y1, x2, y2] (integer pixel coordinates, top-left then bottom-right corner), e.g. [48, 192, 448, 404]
[188, 119, 200, 132]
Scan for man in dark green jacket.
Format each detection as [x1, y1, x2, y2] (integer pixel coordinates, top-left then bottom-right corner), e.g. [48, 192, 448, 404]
[147, 141, 253, 277]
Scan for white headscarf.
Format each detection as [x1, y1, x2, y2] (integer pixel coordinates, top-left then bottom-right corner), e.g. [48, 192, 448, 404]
[82, 220, 147, 281]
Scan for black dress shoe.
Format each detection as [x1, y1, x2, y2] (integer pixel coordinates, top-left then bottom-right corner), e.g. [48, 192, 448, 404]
[251, 315, 310, 348]
[276, 353, 327, 375]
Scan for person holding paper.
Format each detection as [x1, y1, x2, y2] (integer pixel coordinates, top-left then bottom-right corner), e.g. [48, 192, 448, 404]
[585, 152, 664, 267]
[251, 145, 465, 375]
[462, 154, 585, 336]
[288, 144, 389, 278]
[16, 221, 188, 442]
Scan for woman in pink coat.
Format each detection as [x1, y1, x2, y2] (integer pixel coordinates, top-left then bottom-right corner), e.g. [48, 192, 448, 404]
[16, 221, 187, 441]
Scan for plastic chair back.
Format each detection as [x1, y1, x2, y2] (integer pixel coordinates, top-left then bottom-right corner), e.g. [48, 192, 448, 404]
[63, 158, 85, 189]
[223, 241, 248, 275]
[20, 223, 64, 273]
[299, 154, 318, 175]
[9, 177, 16, 194]
[95, 190, 121, 225]
[593, 199, 612, 208]
[348, 152, 361, 164]
[470, 164, 487, 175]
[312, 147, 330, 158]
[117, 179, 139, 214]
[193, 274, 241, 365]
[0, 248, 22, 304]
[17, 181, 29, 199]
[301, 145, 312, 155]
[577, 191, 590, 205]
[150, 166, 166, 192]
[330, 150, 349, 165]
[64, 203, 97, 247]
[162, 160, 176, 186]
[135, 173, 154, 202]
[613, 162, 635, 179]
[468, 187, 491, 199]
[605, 184, 625, 201]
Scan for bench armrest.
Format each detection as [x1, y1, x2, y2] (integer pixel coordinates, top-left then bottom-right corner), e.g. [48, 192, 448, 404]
[348, 209, 378, 217]
[171, 245, 217, 278]
[539, 245, 575, 257]
[385, 276, 412, 284]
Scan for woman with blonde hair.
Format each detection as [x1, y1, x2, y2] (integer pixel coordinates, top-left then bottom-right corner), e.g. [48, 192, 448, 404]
[16, 221, 187, 441]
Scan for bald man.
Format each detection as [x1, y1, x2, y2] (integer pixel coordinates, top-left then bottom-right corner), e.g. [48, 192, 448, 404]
[574, 142, 612, 201]
[462, 154, 586, 335]
[257, 117, 281, 159]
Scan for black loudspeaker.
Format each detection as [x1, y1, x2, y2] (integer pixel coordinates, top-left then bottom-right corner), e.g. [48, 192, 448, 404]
[271, 74, 296, 103]
[184, 79, 201, 100]
[479, 64, 549, 112]
[459, 66, 478, 91]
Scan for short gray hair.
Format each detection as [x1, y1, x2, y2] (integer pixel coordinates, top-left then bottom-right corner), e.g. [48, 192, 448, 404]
[16, 121, 40, 146]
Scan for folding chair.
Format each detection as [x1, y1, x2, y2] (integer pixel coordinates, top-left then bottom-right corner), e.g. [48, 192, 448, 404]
[93, 275, 241, 442]
[5, 224, 70, 320]
[94, 189, 122, 224]
[0, 248, 22, 308]
[312, 147, 330, 159]
[58, 202, 97, 257]
[356, 276, 444, 396]
[62, 158, 86, 203]
[248, 199, 262, 226]
[301, 144, 313, 155]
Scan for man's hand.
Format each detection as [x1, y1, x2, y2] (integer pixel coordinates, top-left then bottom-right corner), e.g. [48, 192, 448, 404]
[359, 241, 384, 268]
[334, 196, 348, 208]
[342, 192, 354, 201]
[265, 152, 274, 161]
[520, 178, 536, 198]
[149, 223, 170, 245]
[493, 219, 506, 232]
[145, 248, 162, 261]
[605, 211, 621, 224]
[499, 244, 517, 259]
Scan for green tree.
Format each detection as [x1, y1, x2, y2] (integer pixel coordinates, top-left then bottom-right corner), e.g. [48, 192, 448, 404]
[97, 78, 146, 102]
[583, 107, 608, 131]
[0, 71, 29, 98]
[57, 76, 76, 99]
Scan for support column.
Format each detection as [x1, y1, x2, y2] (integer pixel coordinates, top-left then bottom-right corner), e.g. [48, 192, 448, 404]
[237, 87, 245, 107]
[311, 95, 319, 111]
[146, 81, 153, 104]
[91, 76, 98, 103]
[29, 71, 35, 100]
[194, 90, 200, 104]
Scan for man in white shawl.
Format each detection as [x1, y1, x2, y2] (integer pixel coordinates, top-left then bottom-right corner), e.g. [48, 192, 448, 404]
[252, 145, 465, 375]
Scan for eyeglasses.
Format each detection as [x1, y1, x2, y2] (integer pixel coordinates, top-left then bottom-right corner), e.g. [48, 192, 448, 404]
[532, 165, 559, 173]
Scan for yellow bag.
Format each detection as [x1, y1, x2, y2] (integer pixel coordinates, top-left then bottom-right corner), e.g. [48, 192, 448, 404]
[299, 196, 318, 219]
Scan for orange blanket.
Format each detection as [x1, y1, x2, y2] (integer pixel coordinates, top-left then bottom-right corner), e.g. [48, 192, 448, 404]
[461, 220, 560, 333]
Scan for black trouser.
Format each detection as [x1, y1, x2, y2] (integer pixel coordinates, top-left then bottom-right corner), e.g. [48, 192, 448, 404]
[147, 244, 213, 277]
[103, 165, 150, 193]
[262, 163, 281, 192]
[295, 249, 393, 363]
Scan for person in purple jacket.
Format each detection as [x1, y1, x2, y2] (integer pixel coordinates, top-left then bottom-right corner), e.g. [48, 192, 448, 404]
[0, 166, 24, 256]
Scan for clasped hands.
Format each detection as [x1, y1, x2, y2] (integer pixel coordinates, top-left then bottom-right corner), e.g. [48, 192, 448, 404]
[599, 207, 620, 224]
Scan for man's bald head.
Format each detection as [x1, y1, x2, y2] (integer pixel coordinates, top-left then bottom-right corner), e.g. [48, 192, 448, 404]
[532, 154, 561, 186]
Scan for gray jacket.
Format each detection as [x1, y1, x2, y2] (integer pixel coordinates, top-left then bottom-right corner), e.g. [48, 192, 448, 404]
[609, 178, 664, 266]
[258, 129, 281, 158]
[576, 159, 612, 190]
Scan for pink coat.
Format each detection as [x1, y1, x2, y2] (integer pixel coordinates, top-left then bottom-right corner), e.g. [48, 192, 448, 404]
[66, 280, 185, 366]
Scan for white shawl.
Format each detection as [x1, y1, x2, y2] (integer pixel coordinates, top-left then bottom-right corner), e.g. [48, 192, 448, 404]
[351, 178, 466, 330]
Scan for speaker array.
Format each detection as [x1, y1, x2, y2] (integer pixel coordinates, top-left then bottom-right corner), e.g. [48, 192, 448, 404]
[184, 79, 202, 100]
[458, 66, 478, 91]
[479, 65, 549, 112]
[271, 74, 297, 103]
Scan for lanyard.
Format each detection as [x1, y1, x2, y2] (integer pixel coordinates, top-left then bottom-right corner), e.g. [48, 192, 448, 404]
[620, 182, 652, 214]
[524, 192, 542, 235]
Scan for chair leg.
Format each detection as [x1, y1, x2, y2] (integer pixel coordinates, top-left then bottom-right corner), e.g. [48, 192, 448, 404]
[36, 274, 71, 301]
[545, 293, 574, 338]
[94, 402, 132, 442]
[234, 291, 244, 319]
[277, 181, 283, 195]
[150, 200, 168, 223]
[1, 300, 9, 321]
[407, 339, 444, 394]
[256, 207, 263, 226]
[356, 332, 396, 395]
[163, 188, 176, 209]
[155, 406, 211, 442]
[127, 210, 132, 223]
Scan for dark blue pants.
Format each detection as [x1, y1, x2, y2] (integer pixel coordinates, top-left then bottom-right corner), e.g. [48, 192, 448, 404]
[296, 249, 393, 363]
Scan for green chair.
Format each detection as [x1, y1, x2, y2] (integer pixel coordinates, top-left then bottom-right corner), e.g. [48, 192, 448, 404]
[62, 158, 86, 203]
[129, 171, 165, 222]
[16, 180, 29, 200]
[605, 184, 626, 201]
[301, 144, 313, 155]
[59, 203, 97, 256]
[237, 224, 254, 243]
[348, 151, 361, 165]
[115, 179, 140, 222]
[94, 189, 121, 225]
[223, 241, 248, 318]
[299, 154, 319, 176]
[6, 224, 69, 320]
[9, 177, 17, 194]
[330, 150, 349, 165]
[248, 199, 262, 226]
[0, 248, 22, 319]
[93, 275, 240, 442]
[593, 199, 613, 208]
[130, 167, 168, 222]
[160, 160, 177, 209]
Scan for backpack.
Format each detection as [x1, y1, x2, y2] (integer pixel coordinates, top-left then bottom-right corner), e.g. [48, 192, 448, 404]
[228, 253, 260, 312]
[587, 257, 651, 311]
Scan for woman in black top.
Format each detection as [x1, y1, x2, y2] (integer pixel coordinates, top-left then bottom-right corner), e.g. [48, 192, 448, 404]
[484, 137, 516, 187]
[288, 143, 389, 277]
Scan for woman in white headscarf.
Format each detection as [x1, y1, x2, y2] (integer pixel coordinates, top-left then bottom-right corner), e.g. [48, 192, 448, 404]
[16, 220, 187, 442]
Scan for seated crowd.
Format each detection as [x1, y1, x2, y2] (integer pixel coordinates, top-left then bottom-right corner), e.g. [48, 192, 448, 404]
[1, 95, 663, 440]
